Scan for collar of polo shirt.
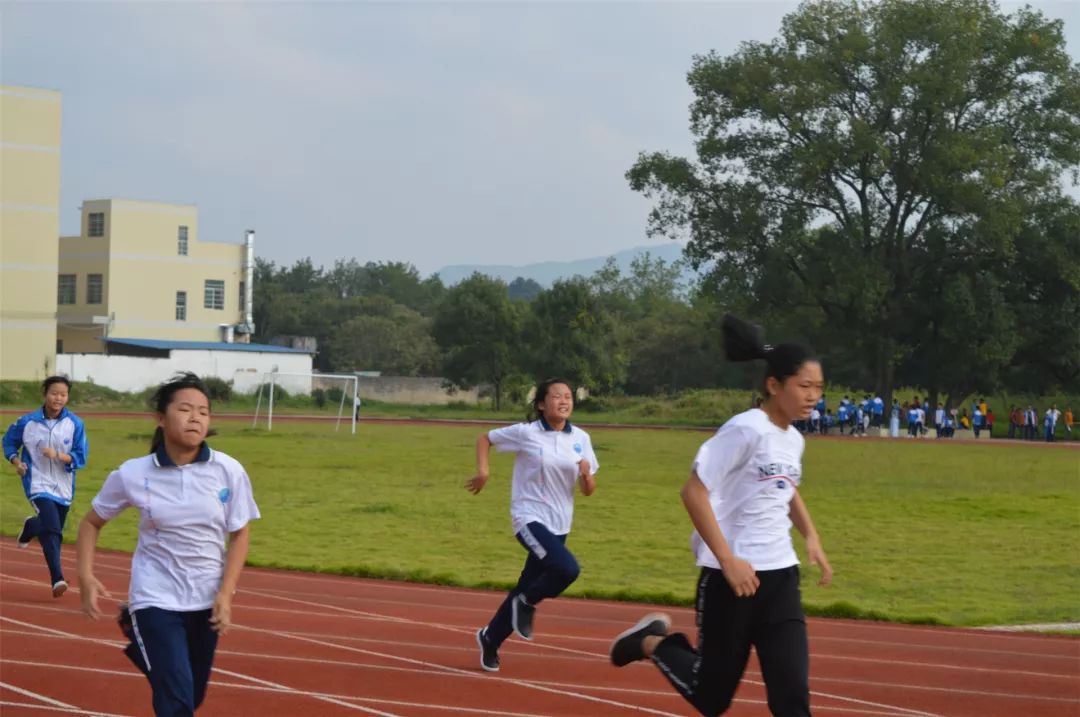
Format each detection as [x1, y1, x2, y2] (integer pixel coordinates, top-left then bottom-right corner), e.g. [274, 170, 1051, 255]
[538, 416, 573, 434]
[153, 442, 212, 468]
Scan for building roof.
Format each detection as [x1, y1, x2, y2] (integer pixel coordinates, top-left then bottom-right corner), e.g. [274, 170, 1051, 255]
[101, 338, 313, 354]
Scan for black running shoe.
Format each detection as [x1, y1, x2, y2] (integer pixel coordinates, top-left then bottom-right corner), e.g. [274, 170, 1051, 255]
[16, 516, 34, 548]
[476, 628, 500, 672]
[511, 595, 535, 640]
[610, 613, 672, 667]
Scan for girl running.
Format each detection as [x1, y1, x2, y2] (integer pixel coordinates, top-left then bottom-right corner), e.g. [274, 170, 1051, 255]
[77, 372, 260, 717]
[467, 378, 599, 672]
[3, 375, 88, 597]
[609, 315, 832, 717]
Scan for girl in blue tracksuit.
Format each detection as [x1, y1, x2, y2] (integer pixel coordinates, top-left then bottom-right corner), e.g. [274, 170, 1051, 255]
[3, 376, 89, 597]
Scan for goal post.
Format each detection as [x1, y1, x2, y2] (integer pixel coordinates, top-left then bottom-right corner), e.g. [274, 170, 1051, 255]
[252, 371, 359, 434]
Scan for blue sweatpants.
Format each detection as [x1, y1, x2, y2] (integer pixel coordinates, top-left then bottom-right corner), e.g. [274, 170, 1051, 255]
[25, 498, 69, 585]
[131, 607, 219, 717]
[484, 521, 580, 649]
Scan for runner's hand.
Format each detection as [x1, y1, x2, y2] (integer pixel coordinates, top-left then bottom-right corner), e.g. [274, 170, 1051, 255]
[720, 556, 760, 597]
[465, 474, 489, 495]
[807, 536, 833, 587]
[79, 575, 110, 619]
[211, 593, 233, 634]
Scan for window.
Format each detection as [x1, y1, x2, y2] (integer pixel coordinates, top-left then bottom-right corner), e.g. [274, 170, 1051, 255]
[178, 226, 189, 256]
[87, 274, 103, 304]
[204, 280, 224, 310]
[88, 212, 105, 237]
[239, 280, 246, 309]
[176, 291, 187, 321]
[58, 274, 76, 305]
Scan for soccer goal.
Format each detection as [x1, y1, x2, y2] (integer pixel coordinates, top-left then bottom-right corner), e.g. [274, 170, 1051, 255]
[252, 371, 359, 434]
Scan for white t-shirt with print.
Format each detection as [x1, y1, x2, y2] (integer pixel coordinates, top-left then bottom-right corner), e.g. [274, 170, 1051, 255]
[488, 420, 599, 536]
[690, 408, 804, 572]
[92, 448, 260, 612]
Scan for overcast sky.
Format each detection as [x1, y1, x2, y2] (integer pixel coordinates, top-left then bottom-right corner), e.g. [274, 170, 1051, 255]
[4, 1, 1078, 276]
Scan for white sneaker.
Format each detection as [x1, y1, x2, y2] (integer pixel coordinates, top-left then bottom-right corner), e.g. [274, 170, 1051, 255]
[51, 580, 68, 598]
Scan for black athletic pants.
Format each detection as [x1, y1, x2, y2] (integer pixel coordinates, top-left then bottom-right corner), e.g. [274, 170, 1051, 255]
[652, 565, 810, 716]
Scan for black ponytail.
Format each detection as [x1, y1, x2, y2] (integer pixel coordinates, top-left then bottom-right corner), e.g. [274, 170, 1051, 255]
[722, 314, 817, 389]
[148, 372, 212, 453]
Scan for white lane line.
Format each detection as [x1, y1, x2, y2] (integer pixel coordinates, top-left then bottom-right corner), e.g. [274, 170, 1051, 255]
[0, 681, 88, 711]
[2, 659, 544, 717]
[0, 615, 404, 716]
[242, 623, 685, 717]
[0, 702, 134, 717]
[4, 571, 1076, 713]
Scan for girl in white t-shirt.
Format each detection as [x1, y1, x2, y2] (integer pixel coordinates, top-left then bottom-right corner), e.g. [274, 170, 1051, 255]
[609, 316, 832, 717]
[77, 373, 260, 717]
[467, 378, 599, 672]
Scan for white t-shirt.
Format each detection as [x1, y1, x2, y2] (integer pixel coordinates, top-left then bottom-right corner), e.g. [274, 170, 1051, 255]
[91, 445, 260, 612]
[690, 408, 803, 572]
[488, 420, 599, 536]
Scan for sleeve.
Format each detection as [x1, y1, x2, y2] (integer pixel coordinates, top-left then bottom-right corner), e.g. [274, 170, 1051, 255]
[91, 469, 132, 521]
[224, 464, 261, 533]
[691, 424, 757, 492]
[488, 423, 528, 453]
[581, 432, 600, 475]
[2, 414, 29, 462]
[66, 417, 89, 473]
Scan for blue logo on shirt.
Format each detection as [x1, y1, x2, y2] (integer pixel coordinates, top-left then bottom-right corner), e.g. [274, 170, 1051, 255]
[218, 488, 231, 504]
[573, 443, 583, 454]
[776, 480, 787, 490]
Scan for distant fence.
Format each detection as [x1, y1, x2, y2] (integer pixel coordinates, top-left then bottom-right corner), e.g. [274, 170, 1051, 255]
[311, 375, 480, 405]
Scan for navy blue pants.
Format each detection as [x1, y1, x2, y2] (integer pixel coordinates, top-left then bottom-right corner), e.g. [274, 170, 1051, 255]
[25, 498, 69, 585]
[484, 522, 580, 648]
[131, 607, 219, 717]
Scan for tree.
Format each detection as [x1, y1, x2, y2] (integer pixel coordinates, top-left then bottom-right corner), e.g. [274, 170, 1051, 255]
[628, 0, 1080, 401]
[433, 274, 523, 409]
[328, 307, 439, 376]
[508, 276, 544, 302]
[526, 278, 627, 394]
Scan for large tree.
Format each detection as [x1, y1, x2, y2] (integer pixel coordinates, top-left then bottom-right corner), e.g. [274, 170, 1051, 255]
[526, 278, 628, 394]
[629, 0, 1080, 401]
[433, 274, 524, 409]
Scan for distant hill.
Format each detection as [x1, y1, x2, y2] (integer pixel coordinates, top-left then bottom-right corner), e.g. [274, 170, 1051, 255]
[437, 243, 688, 287]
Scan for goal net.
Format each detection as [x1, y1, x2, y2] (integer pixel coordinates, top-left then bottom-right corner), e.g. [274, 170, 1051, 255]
[252, 371, 359, 434]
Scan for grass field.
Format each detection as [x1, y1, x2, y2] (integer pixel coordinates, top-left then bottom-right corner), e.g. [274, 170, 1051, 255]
[2, 416, 1077, 627]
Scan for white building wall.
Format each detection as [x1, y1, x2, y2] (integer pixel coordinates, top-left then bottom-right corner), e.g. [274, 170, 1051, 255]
[58, 350, 312, 394]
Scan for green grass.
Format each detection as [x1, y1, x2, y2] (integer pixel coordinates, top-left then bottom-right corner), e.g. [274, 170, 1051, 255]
[2, 417, 1077, 627]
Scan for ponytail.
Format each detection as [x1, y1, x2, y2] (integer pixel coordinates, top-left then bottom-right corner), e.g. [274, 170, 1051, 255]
[721, 314, 768, 362]
[722, 314, 817, 389]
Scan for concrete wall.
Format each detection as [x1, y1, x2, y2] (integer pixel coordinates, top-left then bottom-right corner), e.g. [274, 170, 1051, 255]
[0, 85, 62, 380]
[310, 375, 481, 405]
[57, 350, 313, 394]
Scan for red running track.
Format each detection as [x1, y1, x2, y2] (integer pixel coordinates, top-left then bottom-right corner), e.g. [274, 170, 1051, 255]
[1, 543, 1077, 717]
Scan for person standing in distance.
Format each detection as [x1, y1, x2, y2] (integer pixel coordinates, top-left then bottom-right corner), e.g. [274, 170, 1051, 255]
[608, 315, 832, 717]
[3, 375, 88, 597]
[467, 378, 599, 672]
[77, 372, 260, 717]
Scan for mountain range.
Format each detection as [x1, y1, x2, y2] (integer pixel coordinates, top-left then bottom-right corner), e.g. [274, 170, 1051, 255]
[437, 243, 688, 287]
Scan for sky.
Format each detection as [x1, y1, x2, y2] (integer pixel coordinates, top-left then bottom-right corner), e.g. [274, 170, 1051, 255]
[4, 1, 1078, 276]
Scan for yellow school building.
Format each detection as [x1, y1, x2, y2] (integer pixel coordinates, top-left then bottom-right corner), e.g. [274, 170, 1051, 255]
[0, 85, 62, 381]
[57, 199, 253, 353]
